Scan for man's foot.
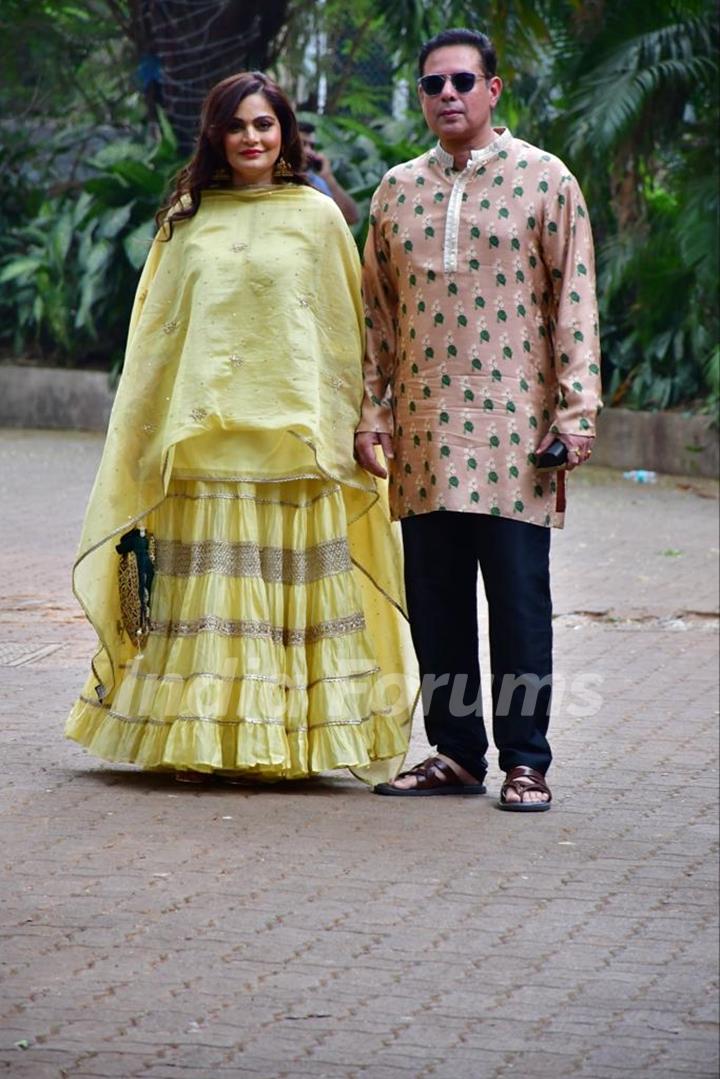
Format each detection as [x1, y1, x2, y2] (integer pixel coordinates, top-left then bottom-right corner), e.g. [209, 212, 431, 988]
[374, 754, 486, 797]
[498, 766, 552, 812]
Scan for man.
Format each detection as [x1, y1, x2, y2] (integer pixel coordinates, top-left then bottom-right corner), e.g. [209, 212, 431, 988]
[298, 121, 360, 225]
[355, 28, 601, 810]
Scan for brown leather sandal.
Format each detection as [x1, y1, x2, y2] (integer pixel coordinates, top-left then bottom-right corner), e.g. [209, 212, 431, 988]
[374, 756, 486, 797]
[498, 766, 552, 812]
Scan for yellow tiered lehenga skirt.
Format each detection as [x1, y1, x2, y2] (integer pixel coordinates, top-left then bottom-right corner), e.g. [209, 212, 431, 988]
[65, 476, 409, 777]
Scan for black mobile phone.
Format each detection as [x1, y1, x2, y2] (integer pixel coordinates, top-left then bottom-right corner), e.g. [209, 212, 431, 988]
[535, 438, 568, 473]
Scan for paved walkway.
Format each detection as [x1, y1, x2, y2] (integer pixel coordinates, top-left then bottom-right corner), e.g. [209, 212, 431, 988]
[1, 429, 718, 1079]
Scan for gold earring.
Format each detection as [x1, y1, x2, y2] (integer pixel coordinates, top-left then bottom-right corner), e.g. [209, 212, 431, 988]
[274, 156, 293, 178]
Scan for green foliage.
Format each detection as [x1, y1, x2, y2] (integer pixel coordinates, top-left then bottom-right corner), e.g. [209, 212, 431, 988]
[0, 114, 181, 367]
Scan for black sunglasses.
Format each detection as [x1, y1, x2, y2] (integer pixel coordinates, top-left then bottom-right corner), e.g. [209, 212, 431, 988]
[417, 71, 486, 96]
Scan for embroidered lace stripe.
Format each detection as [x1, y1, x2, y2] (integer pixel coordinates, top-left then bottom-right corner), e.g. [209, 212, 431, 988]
[149, 611, 366, 644]
[154, 536, 352, 583]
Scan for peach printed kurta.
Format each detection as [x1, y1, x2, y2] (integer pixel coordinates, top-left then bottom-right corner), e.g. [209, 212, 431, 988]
[359, 128, 601, 528]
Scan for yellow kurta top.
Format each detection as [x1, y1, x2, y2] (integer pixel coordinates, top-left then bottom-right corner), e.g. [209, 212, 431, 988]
[72, 185, 414, 780]
[359, 129, 602, 527]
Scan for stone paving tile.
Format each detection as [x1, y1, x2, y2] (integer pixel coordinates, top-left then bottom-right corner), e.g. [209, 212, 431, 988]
[0, 430, 718, 1078]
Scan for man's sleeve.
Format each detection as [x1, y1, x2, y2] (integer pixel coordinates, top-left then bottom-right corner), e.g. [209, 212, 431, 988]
[357, 183, 398, 435]
[541, 171, 603, 436]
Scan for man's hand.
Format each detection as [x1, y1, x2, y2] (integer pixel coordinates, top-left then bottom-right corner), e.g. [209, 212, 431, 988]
[536, 432, 594, 472]
[354, 431, 394, 479]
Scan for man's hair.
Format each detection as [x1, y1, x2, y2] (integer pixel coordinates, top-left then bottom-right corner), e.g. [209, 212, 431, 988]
[298, 121, 316, 135]
[418, 28, 497, 78]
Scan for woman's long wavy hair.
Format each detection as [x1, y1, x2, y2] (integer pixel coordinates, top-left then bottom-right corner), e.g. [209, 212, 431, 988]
[156, 71, 308, 239]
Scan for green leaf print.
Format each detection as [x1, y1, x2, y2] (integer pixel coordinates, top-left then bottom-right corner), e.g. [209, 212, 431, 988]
[469, 258, 480, 270]
[589, 363, 600, 375]
[493, 176, 503, 186]
[523, 340, 531, 352]
[470, 226, 480, 238]
[518, 160, 527, 169]
[440, 411, 449, 424]
[404, 462, 412, 474]
[409, 274, 417, 286]
[515, 269, 524, 282]
[415, 205, 424, 215]
[527, 216, 536, 229]
[503, 346, 513, 358]
[513, 186, 524, 197]
[510, 432, 521, 444]
[434, 192, 444, 202]
[471, 491, 480, 503]
[492, 368, 502, 381]
[570, 291, 580, 303]
[365, 316, 373, 328]
[425, 227, 435, 238]
[457, 315, 467, 327]
[496, 272, 507, 286]
[497, 309, 507, 322]
[468, 457, 477, 469]
[471, 358, 482, 370]
[398, 194, 406, 204]
[488, 471, 499, 483]
[416, 176, 425, 185]
[409, 401, 416, 412]
[423, 385, 431, 397]
[517, 304, 526, 317]
[434, 313, 444, 325]
[580, 417, 590, 430]
[538, 181, 548, 193]
[475, 296, 485, 308]
[572, 380, 583, 392]
[418, 301, 426, 312]
[427, 270, 436, 282]
[577, 263, 587, 275]
[499, 208, 509, 218]
[404, 240, 413, 251]
[464, 388, 474, 401]
[489, 236, 499, 248]
[491, 506, 501, 516]
[506, 401, 516, 413]
[534, 484, 544, 497]
[413, 434, 421, 446]
[419, 487, 427, 499]
[490, 434, 500, 447]
[573, 330, 584, 341]
[514, 500, 525, 513]
[425, 347, 435, 359]
[480, 329, 491, 342]
[441, 373, 451, 386]
[449, 476, 459, 488]
[512, 239, 521, 252]
[440, 444, 451, 457]
[529, 255, 537, 268]
[519, 378, 529, 392]
[464, 420, 474, 432]
[481, 198, 490, 209]
[448, 282, 458, 295]
[484, 399, 494, 411]
[411, 363, 419, 374]
[509, 465, 519, 478]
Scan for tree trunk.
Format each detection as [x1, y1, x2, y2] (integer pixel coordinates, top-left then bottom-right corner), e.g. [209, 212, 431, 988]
[146, 0, 291, 154]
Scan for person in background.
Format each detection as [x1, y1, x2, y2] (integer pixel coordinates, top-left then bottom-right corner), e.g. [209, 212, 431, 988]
[355, 28, 602, 810]
[298, 120, 360, 225]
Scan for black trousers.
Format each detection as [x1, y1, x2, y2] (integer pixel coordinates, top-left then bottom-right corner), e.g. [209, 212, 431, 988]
[401, 511, 553, 779]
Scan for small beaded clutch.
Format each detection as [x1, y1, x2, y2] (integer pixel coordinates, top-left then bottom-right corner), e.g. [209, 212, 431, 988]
[115, 527, 156, 647]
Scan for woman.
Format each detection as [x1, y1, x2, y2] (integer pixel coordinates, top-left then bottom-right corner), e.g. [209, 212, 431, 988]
[65, 72, 414, 784]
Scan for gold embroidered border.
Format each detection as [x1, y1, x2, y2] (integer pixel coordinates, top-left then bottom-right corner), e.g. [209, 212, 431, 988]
[117, 665, 381, 691]
[149, 611, 366, 645]
[78, 695, 389, 731]
[154, 536, 352, 584]
[165, 484, 341, 508]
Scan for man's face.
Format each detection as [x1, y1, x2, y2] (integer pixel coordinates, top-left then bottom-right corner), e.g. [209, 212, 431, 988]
[418, 44, 502, 148]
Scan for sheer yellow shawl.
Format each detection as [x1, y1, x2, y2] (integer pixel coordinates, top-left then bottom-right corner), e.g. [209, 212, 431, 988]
[72, 185, 415, 782]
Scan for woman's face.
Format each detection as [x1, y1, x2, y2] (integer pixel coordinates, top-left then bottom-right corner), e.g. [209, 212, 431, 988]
[223, 92, 283, 187]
